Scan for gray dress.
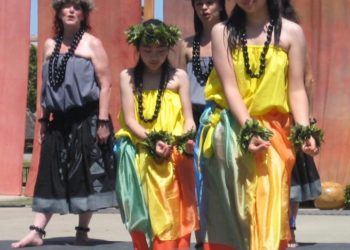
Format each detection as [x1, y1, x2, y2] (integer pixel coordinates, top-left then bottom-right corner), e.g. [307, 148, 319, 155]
[33, 55, 117, 214]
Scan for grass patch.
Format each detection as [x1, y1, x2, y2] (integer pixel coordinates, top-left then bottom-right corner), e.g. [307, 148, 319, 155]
[0, 197, 33, 207]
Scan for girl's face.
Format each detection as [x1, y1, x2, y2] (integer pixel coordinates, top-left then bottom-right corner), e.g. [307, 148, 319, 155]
[235, 0, 267, 14]
[59, 3, 84, 28]
[139, 45, 169, 71]
[194, 0, 223, 24]
[225, 0, 235, 16]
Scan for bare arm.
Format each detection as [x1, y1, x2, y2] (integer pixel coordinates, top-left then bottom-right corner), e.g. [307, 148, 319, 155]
[40, 39, 55, 120]
[211, 23, 271, 152]
[177, 69, 196, 132]
[120, 70, 148, 140]
[90, 38, 111, 120]
[287, 24, 309, 126]
[288, 22, 318, 155]
[178, 39, 190, 70]
[304, 54, 315, 116]
[211, 23, 250, 126]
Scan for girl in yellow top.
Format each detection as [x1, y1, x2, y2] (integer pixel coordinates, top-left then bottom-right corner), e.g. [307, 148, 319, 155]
[115, 19, 198, 250]
[195, 0, 322, 249]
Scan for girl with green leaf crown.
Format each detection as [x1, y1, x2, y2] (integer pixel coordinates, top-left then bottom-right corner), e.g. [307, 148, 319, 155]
[114, 19, 199, 250]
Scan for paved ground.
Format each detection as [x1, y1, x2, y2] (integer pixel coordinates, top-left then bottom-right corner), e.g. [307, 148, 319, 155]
[0, 204, 349, 249]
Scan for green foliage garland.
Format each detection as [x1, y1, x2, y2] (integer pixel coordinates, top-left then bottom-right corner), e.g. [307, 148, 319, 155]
[238, 119, 273, 153]
[289, 123, 324, 149]
[174, 129, 196, 156]
[142, 130, 197, 159]
[126, 23, 181, 48]
[141, 130, 173, 159]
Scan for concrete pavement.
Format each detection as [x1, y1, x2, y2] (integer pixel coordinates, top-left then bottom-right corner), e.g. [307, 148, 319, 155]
[0, 205, 350, 249]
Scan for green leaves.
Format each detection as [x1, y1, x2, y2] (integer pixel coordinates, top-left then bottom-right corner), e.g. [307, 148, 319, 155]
[173, 130, 196, 155]
[289, 123, 324, 149]
[238, 119, 273, 153]
[344, 185, 350, 209]
[27, 45, 37, 112]
[141, 130, 173, 158]
[126, 23, 181, 48]
[141, 130, 196, 159]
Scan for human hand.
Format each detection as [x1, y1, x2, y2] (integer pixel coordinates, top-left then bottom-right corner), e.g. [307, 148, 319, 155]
[97, 123, 110, 144]
[38, 123, 47, 145]
[184, 139, 195, 155]
[155, 140, 172, 158]
[184, 122, 196, 134]
[302, 136, 319, 156]
[248, 136, 271, 153]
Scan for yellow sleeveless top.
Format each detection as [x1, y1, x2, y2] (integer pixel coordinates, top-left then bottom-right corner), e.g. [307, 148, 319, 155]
[205, 45, 290, 116]
[116, 89, 185, 143]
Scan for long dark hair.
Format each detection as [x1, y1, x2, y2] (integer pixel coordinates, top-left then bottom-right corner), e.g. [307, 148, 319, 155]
[191, 0, 228, 38]
[280, 0, 299, 23]
[225, 0, 282, 51]
[53, 1, 92, 35]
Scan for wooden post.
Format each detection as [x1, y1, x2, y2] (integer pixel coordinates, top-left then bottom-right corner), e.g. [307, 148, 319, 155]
[144, 0, 154, 20]
[0, 0, 31, 195]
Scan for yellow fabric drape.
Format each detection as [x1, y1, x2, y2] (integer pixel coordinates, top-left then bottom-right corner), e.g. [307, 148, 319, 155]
[116, 90, 198, 240]
[201, 46, 294, 250]
[205, 46, 290, 116]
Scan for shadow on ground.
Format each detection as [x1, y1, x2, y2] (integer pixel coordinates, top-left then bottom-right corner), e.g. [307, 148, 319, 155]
[0, 238, 132, 250]
[288, 243, 350, 249]
[2, 240, 350, 250]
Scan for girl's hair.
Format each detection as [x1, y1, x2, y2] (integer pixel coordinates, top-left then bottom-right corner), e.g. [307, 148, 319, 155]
[53, 0, 92, 35]
[225, 0, 282, 51]
[280, 0, 299, 23]
[191, 0, 228, 38]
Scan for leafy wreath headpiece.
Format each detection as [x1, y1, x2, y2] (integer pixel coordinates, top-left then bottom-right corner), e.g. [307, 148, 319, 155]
[126, 19, 181, 48]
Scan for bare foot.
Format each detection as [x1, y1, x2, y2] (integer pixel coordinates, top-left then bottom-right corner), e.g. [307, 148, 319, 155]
[74, 231, 89, 246]
[11, 231, 43, 248]
[288, 229, 298, 248]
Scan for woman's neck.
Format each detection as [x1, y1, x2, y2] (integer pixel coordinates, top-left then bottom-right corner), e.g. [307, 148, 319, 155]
[200, 20, 219, 43]
[62, 25, 81, 40]
[246, 6, 270, 28]
[144, 67, 162, 75]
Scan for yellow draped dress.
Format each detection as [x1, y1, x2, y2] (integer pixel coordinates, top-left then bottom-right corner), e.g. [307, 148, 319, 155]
[198, 45, 295, 250]
[116, 89, 198, 241]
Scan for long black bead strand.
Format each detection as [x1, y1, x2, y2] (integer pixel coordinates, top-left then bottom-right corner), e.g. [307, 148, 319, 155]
[48, 28, 85, 89]
[136, 62, 169, 123]
[192, 36, 213, 86]
[240, 20, 274, 79]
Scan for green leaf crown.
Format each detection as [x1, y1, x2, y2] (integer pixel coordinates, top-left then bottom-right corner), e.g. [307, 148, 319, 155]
[126, 20, 181, 48]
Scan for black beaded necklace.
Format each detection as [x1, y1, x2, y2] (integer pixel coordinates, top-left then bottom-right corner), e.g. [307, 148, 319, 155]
[192, 36, 213, 86]
[239, 20, 274, 79]
[135, 63, 168, 123]
[48, 28, 85, 89]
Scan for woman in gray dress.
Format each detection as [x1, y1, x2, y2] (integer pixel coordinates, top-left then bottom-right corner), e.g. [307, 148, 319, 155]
[12, 0, 116, 248]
